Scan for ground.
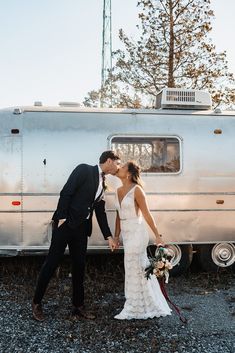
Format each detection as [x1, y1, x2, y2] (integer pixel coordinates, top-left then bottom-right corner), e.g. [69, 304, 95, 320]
[0, 254, 234, 353]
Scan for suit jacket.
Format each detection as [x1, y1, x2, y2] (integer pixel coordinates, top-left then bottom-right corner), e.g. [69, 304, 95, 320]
[52, 164, 112, 239]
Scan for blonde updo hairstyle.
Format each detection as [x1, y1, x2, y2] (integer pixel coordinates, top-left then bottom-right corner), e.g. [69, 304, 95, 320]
[127, 161, 143, 188]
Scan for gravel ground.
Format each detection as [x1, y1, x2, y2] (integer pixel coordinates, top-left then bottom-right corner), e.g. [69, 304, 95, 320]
[0, 254, 234, 353]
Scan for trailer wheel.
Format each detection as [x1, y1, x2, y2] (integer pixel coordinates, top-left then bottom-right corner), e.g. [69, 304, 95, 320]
[168, 244, 193, 276]
[147, 244, 193, 276]
[197, 243, 235, 272]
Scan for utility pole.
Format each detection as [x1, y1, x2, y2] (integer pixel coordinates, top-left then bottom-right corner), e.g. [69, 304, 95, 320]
[101, 0, 112, 107]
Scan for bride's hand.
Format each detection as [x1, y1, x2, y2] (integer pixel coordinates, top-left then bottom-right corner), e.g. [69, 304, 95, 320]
[154, 241, 166, 247]
[155, 234, 165, 247]
[114, 236, 120, 249]
[107, 237, 116, 252]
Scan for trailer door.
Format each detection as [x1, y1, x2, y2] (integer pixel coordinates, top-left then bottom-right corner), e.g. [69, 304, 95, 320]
[0, 111, 22, 251]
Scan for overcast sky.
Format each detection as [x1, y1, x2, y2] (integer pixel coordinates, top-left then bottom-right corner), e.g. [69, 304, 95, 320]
[0, 0, 234, 108]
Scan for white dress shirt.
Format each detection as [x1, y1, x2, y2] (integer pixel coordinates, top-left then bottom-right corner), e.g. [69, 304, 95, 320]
[94, 165, 104, 200]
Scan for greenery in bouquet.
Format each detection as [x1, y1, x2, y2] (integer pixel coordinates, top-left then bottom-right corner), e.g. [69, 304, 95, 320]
[145, 247, 173, 283]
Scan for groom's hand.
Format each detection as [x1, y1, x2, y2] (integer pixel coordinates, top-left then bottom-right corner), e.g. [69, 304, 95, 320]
[107, 236, 116, 252]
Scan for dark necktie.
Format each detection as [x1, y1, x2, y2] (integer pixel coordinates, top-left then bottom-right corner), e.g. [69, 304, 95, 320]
[95, 172, 106, 203]
[101, 172, 106, 190]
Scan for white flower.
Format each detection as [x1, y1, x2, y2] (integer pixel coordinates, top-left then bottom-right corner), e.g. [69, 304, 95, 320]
[162, 247, 171, 256]
[157, 261, 165, 269]
[165, 260, 173, 270]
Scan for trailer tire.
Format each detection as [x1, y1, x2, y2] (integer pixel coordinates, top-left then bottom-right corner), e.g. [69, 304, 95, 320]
[232, 263, 235, 273]
[170, 244, 193, 276]
[197, 245, 217, 272]
[197, 243, 235, 272]
[147, 244, 193, 277]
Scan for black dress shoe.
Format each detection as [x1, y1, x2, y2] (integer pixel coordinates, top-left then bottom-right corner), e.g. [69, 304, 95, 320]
[32, 301, 45, 322]
[72, 306, 96, 320]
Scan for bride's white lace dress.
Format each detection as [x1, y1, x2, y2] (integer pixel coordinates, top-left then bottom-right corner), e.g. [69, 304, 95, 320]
[114, 185, 171, 320]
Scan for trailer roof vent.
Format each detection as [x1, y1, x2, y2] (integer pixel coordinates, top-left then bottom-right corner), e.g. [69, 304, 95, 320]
[156, 88, 212, 110]
[34, 101, 43, 106]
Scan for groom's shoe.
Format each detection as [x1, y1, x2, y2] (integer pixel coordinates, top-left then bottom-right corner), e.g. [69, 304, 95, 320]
[72, 305, 96, 320]
[32, 301, 45, 322]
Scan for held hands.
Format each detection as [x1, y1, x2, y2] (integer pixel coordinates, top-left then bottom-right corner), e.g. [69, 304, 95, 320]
[107, 237, 116, 252]
[107, 236, 120, 252]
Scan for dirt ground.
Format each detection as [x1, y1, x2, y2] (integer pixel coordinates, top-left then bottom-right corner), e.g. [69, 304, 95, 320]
[0, 254, 234, 353]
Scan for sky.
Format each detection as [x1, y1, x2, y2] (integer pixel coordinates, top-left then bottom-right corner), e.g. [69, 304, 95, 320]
[0, 0, 234, 108]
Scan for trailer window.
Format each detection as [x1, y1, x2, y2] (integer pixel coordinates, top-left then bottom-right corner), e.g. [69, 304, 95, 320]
[111, 137, 180, 173]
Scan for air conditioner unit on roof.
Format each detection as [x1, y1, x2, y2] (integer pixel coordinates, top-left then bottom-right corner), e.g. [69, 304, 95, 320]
[156, 88, 212, 110]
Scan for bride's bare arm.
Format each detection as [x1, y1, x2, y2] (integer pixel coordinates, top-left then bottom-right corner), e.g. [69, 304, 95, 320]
[114, 211, 121, 248]
[135, 186, 164, 246]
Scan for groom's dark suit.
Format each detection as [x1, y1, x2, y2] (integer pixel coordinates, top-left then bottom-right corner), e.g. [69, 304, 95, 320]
[33, 164, 112, 307]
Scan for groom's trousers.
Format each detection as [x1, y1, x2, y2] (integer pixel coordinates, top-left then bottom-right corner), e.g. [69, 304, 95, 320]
[33, 220, 88, 307]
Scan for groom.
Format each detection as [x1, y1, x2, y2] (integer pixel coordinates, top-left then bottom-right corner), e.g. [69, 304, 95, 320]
[32, 150, 121, 321]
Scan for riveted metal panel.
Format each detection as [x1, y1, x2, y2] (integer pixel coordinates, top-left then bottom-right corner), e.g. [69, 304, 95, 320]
[0, 107, 234, 254]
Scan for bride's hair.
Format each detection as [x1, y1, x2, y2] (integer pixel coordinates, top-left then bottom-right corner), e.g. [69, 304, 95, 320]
[127, 161, 143, 188]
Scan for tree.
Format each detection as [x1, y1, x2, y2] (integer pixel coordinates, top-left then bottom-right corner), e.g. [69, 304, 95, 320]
[83, 82, 142, 108]
[111, 0, 235, 107]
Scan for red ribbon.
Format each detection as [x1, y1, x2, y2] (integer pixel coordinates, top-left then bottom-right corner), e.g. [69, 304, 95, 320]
[159, 277, 187, 324]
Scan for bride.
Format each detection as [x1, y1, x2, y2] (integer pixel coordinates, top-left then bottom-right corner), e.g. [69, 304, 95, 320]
[114, 161, 171, 320]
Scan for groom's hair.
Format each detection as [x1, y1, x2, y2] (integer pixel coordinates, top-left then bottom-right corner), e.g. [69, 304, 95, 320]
[99, 150, 120, 164]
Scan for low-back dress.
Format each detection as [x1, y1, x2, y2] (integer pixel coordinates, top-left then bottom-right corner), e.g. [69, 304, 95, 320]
[114, 185, 171, 320]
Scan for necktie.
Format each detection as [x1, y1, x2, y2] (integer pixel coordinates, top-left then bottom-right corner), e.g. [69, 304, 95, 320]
[94, 172, 105, 203]
[101, 172, 106, 190]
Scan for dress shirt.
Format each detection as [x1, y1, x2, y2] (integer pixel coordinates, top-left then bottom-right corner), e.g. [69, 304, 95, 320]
[94, 165, 104, 200]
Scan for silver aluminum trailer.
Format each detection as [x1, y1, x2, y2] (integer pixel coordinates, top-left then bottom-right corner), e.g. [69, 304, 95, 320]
[0, 89, 234, 273]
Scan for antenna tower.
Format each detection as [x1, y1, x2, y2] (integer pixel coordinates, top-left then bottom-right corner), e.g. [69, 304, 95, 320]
[101, 0, 112, 107]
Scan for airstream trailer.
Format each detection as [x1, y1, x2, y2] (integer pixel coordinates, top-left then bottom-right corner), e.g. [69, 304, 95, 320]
[0, 88, 234, 274]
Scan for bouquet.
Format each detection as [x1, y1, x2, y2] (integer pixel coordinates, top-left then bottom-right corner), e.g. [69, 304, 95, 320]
[145, 246, 187, 323]
[145, 246, 173, 283]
